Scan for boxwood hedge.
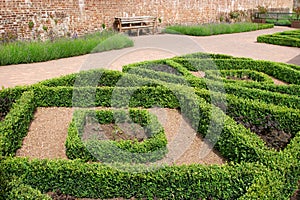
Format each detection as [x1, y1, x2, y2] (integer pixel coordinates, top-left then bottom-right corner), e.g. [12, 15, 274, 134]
[1, 52, 299, 199]
[257, 30, 300, 48]
[66, 108, 167, 163]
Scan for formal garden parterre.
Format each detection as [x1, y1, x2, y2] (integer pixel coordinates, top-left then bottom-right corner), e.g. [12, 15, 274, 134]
[257, 29, 300, 48]
[0, 52, 300, 199]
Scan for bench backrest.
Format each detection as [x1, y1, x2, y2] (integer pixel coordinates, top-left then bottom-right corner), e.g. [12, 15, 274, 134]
[115, 16, 156, 24]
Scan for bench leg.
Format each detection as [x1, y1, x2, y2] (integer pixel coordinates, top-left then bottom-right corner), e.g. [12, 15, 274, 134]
[137, 28, 140, 36]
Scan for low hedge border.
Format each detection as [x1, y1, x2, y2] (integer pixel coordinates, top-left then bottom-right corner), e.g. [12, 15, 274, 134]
[204, 69, 274, 84]
[35, 57, 300, 98]
[172, 57, 300, 85]
[0, 90, 36, 156]
[122, 64, 300, 109]
[66, 108, 167, 163]
[1, 52, 299, 199]
[194, 88, 300, 136]
[257, 30, 300, 48]
[123, 57, 300, 99]
[2, 157, 269, 199]
[17, 84, 299, 163]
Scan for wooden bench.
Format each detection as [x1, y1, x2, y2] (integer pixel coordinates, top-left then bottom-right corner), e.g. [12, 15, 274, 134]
[114, 16, 157, 36]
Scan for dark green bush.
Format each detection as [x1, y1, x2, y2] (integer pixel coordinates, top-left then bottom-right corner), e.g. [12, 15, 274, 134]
[1, 52, 299, 199]
[257, 30, 300, 48]
[0, 91, 36, 156]
[66, 108, 167, 163]
[2, 157, 270, 199]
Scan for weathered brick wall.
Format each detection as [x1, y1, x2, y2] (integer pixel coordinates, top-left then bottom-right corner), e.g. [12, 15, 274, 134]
[0, 0, 293, 40]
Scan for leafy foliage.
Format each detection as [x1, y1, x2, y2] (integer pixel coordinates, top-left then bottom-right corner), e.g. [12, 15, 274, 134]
[0, 31, 133, 66]
[164, 23, 274, 36]
[0, 52, 299, 199]
[257, 30, 300, 48]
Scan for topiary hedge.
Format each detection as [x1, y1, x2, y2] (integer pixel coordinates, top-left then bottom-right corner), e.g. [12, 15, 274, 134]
[257, 29, 300, 48]
[1, 52, 299, 199]
[66, 108, 167, 163]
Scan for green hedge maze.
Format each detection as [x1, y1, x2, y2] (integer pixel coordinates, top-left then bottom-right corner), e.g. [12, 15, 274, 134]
[1, 52, 300, 199]
[257, 29, 300, 48]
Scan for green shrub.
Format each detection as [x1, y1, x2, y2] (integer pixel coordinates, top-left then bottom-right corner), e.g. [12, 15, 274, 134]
[2, 157, 269, 199]
[173, 57, 300, 84]
[66, 108, 167, 163]
[1, 52, 299, 199]
[0, 91, 36, 156]
[205, 69, 274, 84]
[0, 31, 133, 66]
[165, 23, 274, 36]
[257, 30, 300, 47]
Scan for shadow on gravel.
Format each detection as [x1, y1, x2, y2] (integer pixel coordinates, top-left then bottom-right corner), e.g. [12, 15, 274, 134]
[287, 54, 300, 66]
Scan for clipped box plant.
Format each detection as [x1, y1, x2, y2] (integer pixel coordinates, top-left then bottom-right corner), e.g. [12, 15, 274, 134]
[66, 108, 167, 163]
[1, 52, 300, 199]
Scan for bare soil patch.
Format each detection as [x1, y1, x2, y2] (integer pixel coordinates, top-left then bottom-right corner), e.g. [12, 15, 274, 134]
[234, 115, 292, 151]
[148, 64, 182, 75]
[0, 96, 15, 121]
[226, 75, 253, 81]
[82, 121, 147, 142]
[271, 76, 289, 85]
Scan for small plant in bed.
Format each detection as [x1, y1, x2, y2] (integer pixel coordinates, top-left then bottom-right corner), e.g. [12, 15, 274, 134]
[164, 22, 274, 36]
[0, 31, 133, 66]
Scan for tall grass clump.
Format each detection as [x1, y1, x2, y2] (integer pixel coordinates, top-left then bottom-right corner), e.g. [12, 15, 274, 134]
[164, 22, 274, 36]
[0, 31, 133, 66]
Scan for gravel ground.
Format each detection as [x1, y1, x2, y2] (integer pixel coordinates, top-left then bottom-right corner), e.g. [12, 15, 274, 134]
[16, 107, 225, 165]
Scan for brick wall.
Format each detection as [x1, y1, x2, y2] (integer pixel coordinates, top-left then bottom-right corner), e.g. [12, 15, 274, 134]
[0, 0, 294, 40]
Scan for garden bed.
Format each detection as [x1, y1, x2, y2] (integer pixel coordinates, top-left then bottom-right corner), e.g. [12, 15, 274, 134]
[1, 52, 299, 199]
[257, 29, 300, 47]
[0, 31, 133, 66]
[164, 22, 274, 36]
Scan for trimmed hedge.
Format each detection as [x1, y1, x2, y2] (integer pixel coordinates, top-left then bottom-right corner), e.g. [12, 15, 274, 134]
[2, 157, 270, 199]
[204, 69, 274, 84]
[1, 52, 299, 199]
[0, 90, 36, 156]
[172, 57, 300, 84]
[66, 108, 167, 163]
[122, 63, 300, 109]
[257, 29, 300, 48]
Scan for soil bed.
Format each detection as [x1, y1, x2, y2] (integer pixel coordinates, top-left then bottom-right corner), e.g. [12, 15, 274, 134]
[0, 96, 15, 121]
[234, 115, 292, 150]
[226, 75, 253, 81]
[82, 121, 147, 142]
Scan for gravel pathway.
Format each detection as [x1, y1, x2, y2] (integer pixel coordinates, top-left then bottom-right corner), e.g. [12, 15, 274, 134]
[16, 107, 225, 165]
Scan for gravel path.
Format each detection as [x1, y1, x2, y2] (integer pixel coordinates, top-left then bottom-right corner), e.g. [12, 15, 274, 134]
[16, 107, 225, 165]
[16, 107, 73, 159]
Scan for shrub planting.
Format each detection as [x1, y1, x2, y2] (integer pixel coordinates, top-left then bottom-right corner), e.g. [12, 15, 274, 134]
[1, 52, 299, 199]
[257, 30, 300, 47]
[164, 23, 274, 36]
[0, 31, 133, 66]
